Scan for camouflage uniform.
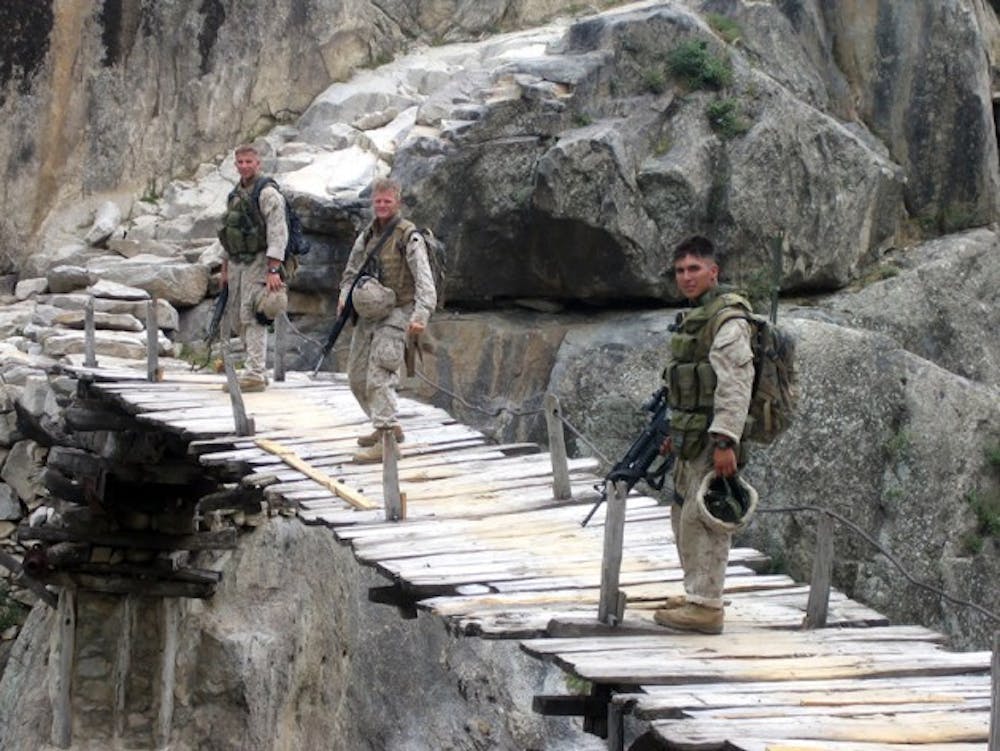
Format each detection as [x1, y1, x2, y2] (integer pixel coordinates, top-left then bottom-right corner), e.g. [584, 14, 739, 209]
[222, 181, 288, 380]
[666, 294, 754, 609]
[340, 219, 436, 430]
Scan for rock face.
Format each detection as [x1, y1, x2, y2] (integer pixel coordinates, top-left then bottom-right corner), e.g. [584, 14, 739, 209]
[0, 0, 614, 258]
[0, 519, 600, 751]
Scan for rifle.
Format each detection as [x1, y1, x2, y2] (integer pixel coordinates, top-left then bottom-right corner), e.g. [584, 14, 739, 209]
[312, 296, 355, 375]
[581, 386, 674, 527]
[195, 283, 229, 371]
[312, 215, 401, 375]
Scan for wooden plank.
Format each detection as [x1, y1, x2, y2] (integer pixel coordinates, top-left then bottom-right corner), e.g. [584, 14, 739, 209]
[651, 709, 988, 747]
[255, 437, 377, 510]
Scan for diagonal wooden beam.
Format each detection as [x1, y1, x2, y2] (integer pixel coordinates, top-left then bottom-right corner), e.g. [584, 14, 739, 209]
[255, 437, 377, 510]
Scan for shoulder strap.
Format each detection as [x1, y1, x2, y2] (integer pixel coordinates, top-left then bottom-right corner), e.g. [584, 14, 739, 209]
[250, 176, 279, 204]
[703, 295, 755, 344]
[359, 216, 401, 271]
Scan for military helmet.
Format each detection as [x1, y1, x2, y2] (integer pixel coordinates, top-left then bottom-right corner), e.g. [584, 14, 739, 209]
[695, 471, 758, 533]
[352, 275, 396, 321]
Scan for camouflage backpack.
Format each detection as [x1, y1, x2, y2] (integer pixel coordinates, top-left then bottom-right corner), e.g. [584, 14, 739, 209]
[710, 307, 797, 444]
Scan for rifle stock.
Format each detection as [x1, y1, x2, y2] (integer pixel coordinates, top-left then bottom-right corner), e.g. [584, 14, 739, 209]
[581, 386, 673, 526]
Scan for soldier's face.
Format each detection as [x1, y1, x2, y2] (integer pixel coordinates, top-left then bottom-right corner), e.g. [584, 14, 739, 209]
[235, 151, 261, 183]
[372, 190, 400, 223]
[674, 253, 719, 301]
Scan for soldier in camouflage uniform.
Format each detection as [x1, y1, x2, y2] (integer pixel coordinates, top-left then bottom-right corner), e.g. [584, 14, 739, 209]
[656, 236, 755, 634]
[218, 144, 288, 392]
[340, 177, 437, 463]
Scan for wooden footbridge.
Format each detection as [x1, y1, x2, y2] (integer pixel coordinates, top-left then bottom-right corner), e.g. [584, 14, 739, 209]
[25, 357, 999, 750]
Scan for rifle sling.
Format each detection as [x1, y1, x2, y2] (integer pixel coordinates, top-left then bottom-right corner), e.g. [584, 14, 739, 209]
[346, 215, 401, 303]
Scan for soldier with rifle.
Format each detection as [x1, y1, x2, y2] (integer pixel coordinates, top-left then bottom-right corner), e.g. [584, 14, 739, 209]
[337, 178, 436, 463]
[654, 235, 757, 635]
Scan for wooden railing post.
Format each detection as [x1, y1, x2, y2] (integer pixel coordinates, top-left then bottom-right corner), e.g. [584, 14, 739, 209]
[83, 297, 97, 367]
[223, 356, 254, 436]
[383, 430, 403, 521]
[48, 586, 76, 748]
[544, 394, 572, 500]
[145, 300, 159, 382]
[273, 312, 287, 382]
[598, 480, 627, 625]
[804, 512, 834, 629]
[991, 631, 999, 751]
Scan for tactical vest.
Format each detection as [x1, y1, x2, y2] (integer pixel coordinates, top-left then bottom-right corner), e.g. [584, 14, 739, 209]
[665, 289, 752, 459]
[221, 178, 268, 262]
[364, 218, 417, 306]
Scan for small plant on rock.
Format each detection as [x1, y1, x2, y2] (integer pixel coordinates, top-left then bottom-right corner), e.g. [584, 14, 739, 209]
[642, 67, 667, 95]
[706, 97, 750, 139]
[706, 13, 742, 44]
[666, 39, 732, 90]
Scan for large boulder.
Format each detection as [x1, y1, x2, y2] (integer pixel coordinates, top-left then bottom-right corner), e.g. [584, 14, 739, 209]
[86, 255, 209, 308]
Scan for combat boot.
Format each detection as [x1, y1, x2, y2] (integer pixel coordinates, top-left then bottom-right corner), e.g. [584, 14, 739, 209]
[653, 603, 724, 634]
[357, 425, 405, 447]
[222, 373, 268, 393]
[353, 430, 402, 464]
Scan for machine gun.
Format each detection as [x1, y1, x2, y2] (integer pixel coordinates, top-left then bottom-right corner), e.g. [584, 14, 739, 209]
[195, 283, 228, 371]
[581, 386, 674, 527]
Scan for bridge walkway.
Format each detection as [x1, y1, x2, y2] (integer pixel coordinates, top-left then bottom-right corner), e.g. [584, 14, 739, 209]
[68, 363, 993, 751]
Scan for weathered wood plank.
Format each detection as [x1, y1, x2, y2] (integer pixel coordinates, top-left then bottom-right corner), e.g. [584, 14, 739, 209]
[651, 708, 988, 747]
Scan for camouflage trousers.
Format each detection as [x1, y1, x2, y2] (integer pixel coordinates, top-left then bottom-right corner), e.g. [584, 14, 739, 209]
[224, 255, 268, 378]
[347, 308, 408, 430]
[670, 444, 732, 609]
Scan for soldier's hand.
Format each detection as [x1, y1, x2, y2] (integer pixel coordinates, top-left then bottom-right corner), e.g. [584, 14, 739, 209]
[265, 273, 284, 292]
[408, 320, 426, 336]
[659, 436, 673, 456]
[713, 446, 738, 477]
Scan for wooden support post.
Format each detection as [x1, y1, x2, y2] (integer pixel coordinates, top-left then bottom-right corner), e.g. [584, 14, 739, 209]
[112, 595, 136, 739]
[598, 480, 627, 625]
[223, 356, 254, 437]
[991, 631, 999, 751]
[145, 300, 159, 382]
[607, 700, 625, 751]
[544, 394, 572, 500]
[83, 297, 97, 368]
[382, 430, 403, 521]
[273, 312, 287, 382]
[156, 599, 180, 748]
[48, 587, 76, 748]
[804, 512, 834, 629]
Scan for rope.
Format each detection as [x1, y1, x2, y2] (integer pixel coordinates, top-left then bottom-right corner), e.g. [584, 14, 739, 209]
[759, 505, 1000, 625]
[412, 370, 546, 419]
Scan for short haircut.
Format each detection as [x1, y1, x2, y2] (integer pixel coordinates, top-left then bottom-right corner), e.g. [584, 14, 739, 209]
[371, 177, 401, 198]
[673, 235, 717, 264]
[234, 144, 259, 157]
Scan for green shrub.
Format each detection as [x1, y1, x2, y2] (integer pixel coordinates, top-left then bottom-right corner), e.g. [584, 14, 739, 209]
[967, 490, 1000, 538]
[667, 39, 732, 90]
[643, 68, 667, 95]
[706, 13, 742, 44]
[706, 98, 750, 138]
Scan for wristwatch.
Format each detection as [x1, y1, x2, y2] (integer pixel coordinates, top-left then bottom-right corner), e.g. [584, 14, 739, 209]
[267, 267, 280, 275]
[712, 436, 736, 450]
